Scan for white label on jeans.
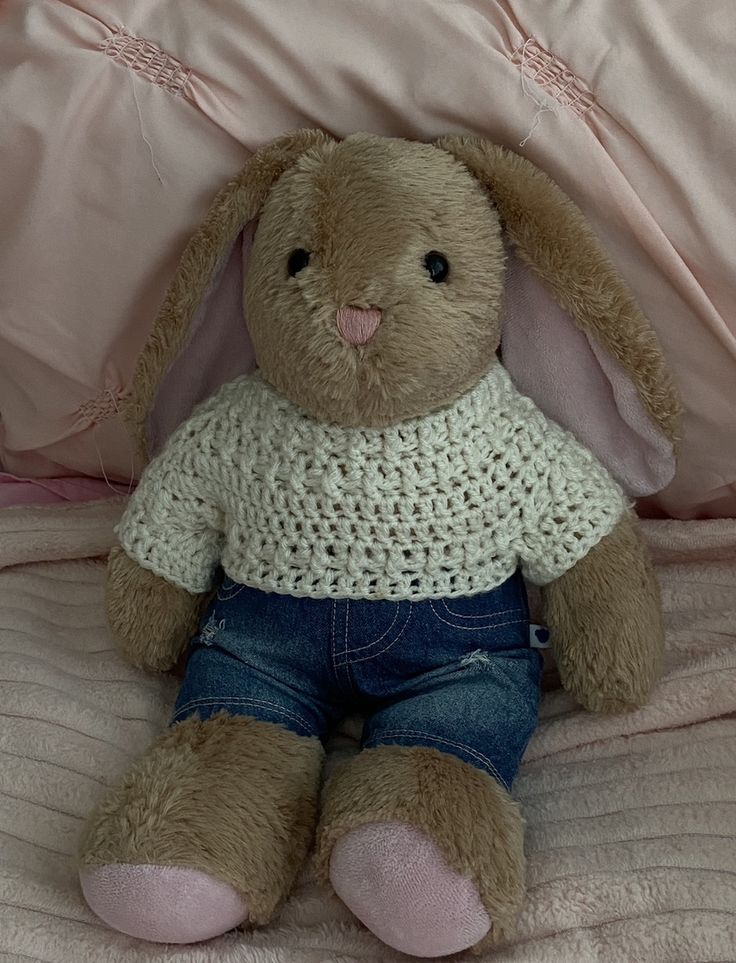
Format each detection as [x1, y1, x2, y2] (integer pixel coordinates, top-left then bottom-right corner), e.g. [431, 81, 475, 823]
[529, 624, 551, 649]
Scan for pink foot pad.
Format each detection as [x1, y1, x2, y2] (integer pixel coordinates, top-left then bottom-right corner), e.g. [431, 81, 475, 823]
[330, 821, 491, 957]
[80, 863, 248, 943]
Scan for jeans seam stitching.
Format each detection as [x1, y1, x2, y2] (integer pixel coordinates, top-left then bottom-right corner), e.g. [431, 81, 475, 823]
[342, 602, 402, 655]
[217, 578, 245, 601]
[429, 600, 526, 632]
[173, 696, 312, 732]
[336, 602, 413, 665]
[331, 599, 338, 684]
[366, 727, 508, 786]
[439, 599, 524, 621]
[344, 599, 350, 673]
[174, 694, 310, 723]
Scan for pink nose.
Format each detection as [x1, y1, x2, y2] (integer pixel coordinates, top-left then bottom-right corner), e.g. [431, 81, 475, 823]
[336, 306, 383, 345]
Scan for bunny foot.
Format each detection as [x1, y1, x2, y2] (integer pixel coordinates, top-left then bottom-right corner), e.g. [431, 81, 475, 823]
[79, 713, 323, 941]
[316, 745, 526, 956]
[330, 821, 490, 957]
[80, 864, 247, 943]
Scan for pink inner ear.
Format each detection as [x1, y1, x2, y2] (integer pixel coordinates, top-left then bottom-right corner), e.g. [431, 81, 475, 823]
[500, 250, 675, 497]
[148, 225, 257, 454]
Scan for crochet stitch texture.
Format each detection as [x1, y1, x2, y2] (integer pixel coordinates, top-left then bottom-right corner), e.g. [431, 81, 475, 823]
[117, 365, 627, 600]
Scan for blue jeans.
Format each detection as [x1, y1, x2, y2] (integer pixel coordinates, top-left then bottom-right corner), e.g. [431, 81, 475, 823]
[173, 571, 543, 789]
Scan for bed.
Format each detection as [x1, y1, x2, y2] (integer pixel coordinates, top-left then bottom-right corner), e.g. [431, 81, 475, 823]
[1, 502, 734, 961]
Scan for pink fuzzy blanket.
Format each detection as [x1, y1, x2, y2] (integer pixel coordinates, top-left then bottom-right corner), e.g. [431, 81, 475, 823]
[0, 500, 734, 961]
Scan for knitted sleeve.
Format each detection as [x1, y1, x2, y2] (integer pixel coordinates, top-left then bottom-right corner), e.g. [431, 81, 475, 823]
[518, 422, 629, 586]
[115, 388, 236, 594]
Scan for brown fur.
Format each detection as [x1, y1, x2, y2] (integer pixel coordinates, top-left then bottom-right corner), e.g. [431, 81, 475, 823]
[436, 136, 682, 443]
[106, 546, 206, 672]
[246, 134, 505, 427]
[315, 745, 525, 947]
[122, 129, 335, 461]
[80, 713, 324, 924]
[542, 512, 664, 712]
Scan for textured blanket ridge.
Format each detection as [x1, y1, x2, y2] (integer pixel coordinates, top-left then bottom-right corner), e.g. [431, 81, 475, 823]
[0, 501, 734, 962]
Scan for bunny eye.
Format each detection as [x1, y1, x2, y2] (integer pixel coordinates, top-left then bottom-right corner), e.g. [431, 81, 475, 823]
[287, 249, 311, 276]
[424, 251, 449, 283]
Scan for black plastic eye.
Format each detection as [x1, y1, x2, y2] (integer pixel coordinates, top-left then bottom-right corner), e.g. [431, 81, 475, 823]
[424, 251, 449, 283]
[287, 248, 311, 276]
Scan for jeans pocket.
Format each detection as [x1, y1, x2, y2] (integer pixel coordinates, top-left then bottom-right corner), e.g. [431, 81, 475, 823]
[429, 597, 527, 631]
[217, 575, 245, 601]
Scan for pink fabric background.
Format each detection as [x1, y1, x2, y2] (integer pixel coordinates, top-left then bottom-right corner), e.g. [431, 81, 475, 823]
[0, 473, 127, 508]
[1, 0, 734, 516]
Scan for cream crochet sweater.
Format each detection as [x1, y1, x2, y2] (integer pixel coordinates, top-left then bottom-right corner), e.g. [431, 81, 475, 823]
[118, 365, 627, 601]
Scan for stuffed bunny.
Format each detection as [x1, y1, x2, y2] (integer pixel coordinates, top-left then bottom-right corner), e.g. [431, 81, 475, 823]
[79, 131, 680, 958]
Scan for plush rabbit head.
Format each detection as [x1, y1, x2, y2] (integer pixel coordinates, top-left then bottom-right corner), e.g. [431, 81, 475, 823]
[125, 130, 680, 496]
[245, 134, 505, 428]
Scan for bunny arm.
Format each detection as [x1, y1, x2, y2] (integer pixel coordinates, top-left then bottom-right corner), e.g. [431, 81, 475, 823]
[106, 546, 208, 672]
[541, 511, 664, 713]
[106, 381, 239, 670]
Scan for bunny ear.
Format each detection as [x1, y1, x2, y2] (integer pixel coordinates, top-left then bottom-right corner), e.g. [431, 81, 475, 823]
[122, 129, 334, 462]
[436, 136, 681, 496]
[146, 224, 258, 458]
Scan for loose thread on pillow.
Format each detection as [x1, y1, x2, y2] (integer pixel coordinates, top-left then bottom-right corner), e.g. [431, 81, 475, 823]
[107, 388, 136, 497]
[129, 72, 165, 185]
[518, 39, 559, 148]
[92, 428, 133, 497]
[88, 388, 137, 497]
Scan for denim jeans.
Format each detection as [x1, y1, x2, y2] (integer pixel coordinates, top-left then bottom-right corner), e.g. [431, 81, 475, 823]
[173, 570, 543, 789]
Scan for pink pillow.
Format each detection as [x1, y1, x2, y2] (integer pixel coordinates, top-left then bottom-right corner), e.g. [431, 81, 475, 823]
[2, 1, 734, 517]
[0, 2, 247, 487]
